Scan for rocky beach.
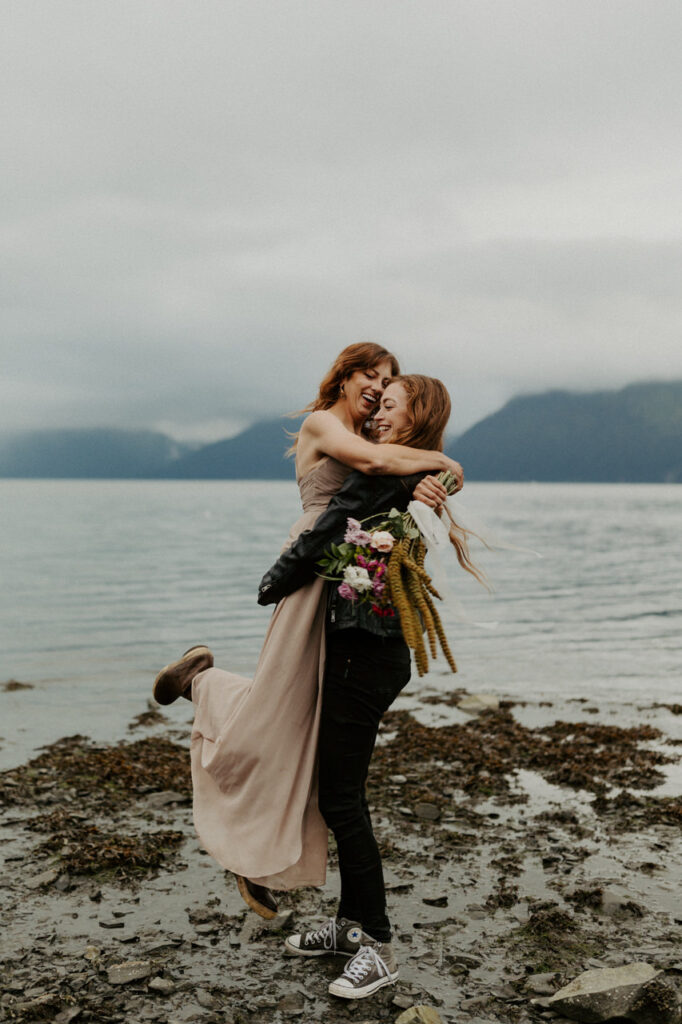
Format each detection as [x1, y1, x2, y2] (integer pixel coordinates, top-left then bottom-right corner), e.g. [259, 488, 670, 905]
[1, 683, 681, 1024]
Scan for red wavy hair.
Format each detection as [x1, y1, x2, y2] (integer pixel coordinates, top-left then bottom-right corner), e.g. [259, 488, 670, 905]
[288, 342, 400, 452]
[389, 374, 488, 588]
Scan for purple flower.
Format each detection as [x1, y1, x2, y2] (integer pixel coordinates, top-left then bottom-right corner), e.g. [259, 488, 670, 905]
[344, 518, 372, 546]
[372, 578, 385, 597]
[338, 582, 358, 601]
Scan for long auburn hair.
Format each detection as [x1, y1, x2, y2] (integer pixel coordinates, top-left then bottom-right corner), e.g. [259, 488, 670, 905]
[287, 342, 400, 453]
[388, 374, 451, 452]
[389, 374, 488, 588]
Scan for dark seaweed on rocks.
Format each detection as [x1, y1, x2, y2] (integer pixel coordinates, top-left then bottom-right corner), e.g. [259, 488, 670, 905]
[36, 825, 185, 877]
[2, 699, 681, 1024]
[508, 903, 602, 974]
[538, 720, 668, 790]
[23, 808, 186, 878]
[0, 734, 191, 808]
[565, 885, 604, 909]
[373, 708, 672, 798]
[593, 790, 682, 829]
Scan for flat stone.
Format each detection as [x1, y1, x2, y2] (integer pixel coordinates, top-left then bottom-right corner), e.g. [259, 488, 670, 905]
[526, 972, 559, 996]
[277, 991, 305, 1014]
[547, 963, 681, 1023]
[25, 868, 59, 890]
[393, 993, 416, 1009]
[601, 890, 645, 919]
[99, 919, 125, 929]
[107, 960, 152, 985]
[249, 996, 279, 1011]
[264, 909, 294, 930]
[491, 983, 520, 1000]
[143, 790, 188, 808]
[196, 988, 219, 1009]
[144, 936, 184, 954]
[54, 1009, 82, 1023]
[2, 982, 25, 995]
[15, 993, 59, 1013]
[422, 893, 448, 907]
[457, 693, 499, 712]
[460, 995, 488, 1011]
[194, 922, 219, 935]
[148, 976, 175, 994]
[451, 953, 483, 968]
[395, 1008, 444, 1024]
[414, 802, 440, 821]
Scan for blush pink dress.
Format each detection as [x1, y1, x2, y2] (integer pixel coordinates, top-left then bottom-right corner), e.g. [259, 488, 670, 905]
[189, 457, 351, 890]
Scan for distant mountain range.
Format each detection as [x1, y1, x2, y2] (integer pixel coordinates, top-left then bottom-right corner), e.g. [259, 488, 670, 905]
[1, 381, 680, 482]
[0, 428, 193, 479]
[167, 419, 297, 479]
[448, 380, 682, 483]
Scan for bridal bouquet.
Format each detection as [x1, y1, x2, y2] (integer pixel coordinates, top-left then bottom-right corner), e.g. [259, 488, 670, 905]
[318, 470, 461, 676]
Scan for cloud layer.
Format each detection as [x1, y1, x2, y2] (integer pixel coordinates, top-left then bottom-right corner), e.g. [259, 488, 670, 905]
[2, 0, 681, 439]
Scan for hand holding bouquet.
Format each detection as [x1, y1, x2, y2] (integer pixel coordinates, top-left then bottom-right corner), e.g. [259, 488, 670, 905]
[318, 470, 465, 676]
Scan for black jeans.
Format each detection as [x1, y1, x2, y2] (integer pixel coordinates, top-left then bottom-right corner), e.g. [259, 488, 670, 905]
[318, 628, 411, 943]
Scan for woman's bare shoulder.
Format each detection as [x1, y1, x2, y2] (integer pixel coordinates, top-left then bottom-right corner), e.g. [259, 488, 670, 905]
[300, 409, 337, 437]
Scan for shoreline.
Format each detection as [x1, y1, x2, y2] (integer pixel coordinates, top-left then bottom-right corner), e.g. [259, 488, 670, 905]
[1, 689, 681, 1023]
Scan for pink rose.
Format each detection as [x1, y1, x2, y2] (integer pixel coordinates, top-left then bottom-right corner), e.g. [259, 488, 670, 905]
[338, 582, 358, 601]
[370, 530, 395, 553]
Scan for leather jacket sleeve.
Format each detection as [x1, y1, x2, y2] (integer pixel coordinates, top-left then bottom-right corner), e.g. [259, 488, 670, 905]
[257, 469, 427, 605]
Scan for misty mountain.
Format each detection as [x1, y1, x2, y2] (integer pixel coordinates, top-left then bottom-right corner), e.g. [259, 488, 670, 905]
[0, 428, 192, 478]
[1, 382, 680, 481]
[447, 381, 682, 482]
[165, 418, 296, 479]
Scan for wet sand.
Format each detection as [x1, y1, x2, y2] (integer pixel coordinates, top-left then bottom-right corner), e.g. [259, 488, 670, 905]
[1, 687, 681, 1023]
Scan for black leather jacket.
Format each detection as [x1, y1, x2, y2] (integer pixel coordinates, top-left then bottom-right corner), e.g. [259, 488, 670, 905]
[257, 469, 427, 612]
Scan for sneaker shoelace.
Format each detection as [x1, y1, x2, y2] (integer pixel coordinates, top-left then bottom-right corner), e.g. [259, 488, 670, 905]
[343, 945, 389, 983]
[304, 917, 339, 950]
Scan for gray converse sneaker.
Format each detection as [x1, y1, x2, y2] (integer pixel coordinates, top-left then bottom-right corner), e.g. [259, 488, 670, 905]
[328, 942, 399, 999]
[285, 917, 369, 958]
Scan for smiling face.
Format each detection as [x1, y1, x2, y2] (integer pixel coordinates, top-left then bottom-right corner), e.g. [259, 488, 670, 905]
[342, 358, 395, 425]
[373, 381, 412, 443]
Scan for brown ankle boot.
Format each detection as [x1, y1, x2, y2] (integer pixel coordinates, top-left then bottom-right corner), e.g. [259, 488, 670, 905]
[236, 875, 279, 919]
[152, 645, 213, 705]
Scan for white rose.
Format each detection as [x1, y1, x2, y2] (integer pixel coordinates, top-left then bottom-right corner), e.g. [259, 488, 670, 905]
[343, 565, 373, 593]
[370, 531, 394, 553]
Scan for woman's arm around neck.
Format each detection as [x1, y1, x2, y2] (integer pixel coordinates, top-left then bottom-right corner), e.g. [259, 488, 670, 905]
[297, 410, 456, 477]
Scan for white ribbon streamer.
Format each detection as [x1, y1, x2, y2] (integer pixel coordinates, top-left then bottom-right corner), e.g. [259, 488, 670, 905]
[445, 495, 543, 558]
[407, 500, 498, 629]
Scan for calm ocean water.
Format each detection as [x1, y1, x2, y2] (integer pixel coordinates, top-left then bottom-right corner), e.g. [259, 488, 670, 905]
[1, 480, 680, 768]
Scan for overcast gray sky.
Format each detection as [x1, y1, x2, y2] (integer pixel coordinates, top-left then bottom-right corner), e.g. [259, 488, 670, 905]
[2, 0, 681, 441]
